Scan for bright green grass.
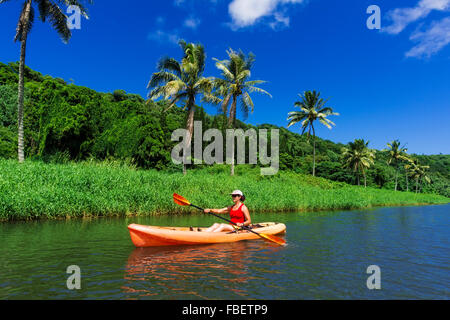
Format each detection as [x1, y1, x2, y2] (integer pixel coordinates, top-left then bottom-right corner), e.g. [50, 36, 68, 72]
[0, 159, 448, 221]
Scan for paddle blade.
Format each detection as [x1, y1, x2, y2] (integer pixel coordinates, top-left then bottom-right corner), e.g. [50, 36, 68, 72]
[173, 193, 191, 207]
[259, 233, 286, 246]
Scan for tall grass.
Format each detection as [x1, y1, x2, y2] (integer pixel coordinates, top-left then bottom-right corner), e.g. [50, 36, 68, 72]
[0, 159, 448, 221]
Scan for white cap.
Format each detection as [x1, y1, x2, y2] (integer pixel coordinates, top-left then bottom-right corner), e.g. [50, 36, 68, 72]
[230, 190, 244, 196]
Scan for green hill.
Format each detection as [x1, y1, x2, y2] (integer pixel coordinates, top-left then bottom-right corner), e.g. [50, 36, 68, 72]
[1, 61, 449, 199]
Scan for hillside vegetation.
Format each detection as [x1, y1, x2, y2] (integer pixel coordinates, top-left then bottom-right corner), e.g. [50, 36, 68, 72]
[0, 159, 447, 221]
[1, 62, 449, 198]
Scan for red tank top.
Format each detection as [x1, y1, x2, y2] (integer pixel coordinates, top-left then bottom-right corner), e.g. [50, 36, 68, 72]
[229, 203, 245, 224]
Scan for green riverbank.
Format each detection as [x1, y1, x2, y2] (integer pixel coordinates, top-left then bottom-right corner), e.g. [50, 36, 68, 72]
[0, 159, 448, 221]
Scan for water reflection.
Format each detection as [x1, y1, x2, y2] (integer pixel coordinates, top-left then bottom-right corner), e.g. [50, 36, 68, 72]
[122, 241, 283, 299]
[2, 205, 448, 299]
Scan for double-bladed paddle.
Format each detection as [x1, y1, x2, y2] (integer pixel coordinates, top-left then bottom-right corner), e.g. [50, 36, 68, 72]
[173, 193, 286, 246]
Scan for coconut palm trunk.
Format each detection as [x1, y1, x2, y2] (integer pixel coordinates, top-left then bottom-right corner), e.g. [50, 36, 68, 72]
[364, 171, 367, 188]
[394, 168, 398, 191]
[312, 125, 316, 177]
[405, 170, 409, 192]
[184, 96, 196, 175]
[415, 178, 419, 193]
[17, 0, 32, 163]
[17, 35, 28, 163]
[228, 95, 237, 128]
[419, 177, 423, 194]
[229, 95, 237, 176]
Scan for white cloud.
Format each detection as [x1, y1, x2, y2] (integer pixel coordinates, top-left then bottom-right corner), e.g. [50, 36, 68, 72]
[148, 30, 180, 45]
[148, 14, 200, 46]
[228, 0, 304, 29]
[383, 0, 450, 34]
[184, 16, 201, 29]
[406, 17, 450, 58]
[174, 0, 186, 6]
[382, 0, 450, 58]
[269, 12, 290, 29]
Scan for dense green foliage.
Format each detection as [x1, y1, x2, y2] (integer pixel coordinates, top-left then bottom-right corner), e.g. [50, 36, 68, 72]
[0, 159, 447, 221]
[0, 62, 449, 198]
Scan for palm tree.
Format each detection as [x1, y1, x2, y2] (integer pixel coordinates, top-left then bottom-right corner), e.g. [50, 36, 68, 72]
[1, 0, 91, 163]
[341, 139, 376, 187]
[147, 40, 215, 175]
[401, 154, 413, 192]
[212, 49, 271, 176]
[385, 140, 408, 191]
[287, 90, 339, 176]
[414, 162, 431, 194]
[405, 159, 431, 193]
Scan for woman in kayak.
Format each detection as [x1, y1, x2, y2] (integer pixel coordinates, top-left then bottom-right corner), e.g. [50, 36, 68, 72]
[204, 190, 251, 233]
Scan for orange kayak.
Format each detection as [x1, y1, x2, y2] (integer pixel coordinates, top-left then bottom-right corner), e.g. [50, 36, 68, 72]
[128, 222, 286, 247]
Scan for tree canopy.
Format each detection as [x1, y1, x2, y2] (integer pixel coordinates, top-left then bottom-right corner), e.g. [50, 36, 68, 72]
[0, 62, 448, 197]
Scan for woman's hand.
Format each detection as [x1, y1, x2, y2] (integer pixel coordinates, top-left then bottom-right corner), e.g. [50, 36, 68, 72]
[204, 209, 211, 213]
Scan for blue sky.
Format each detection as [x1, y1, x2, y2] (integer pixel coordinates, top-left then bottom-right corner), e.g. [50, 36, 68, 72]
[1, 0, 449, 154]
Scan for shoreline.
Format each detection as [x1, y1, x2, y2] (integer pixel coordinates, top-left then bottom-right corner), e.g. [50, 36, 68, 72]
[1, 202, 447, 223]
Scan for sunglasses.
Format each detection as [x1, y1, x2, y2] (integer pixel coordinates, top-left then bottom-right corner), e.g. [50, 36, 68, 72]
[231, 194, 241, 198]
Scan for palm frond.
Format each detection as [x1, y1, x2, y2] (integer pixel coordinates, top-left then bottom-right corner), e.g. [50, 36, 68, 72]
[55, 0, 91, 18]
[236, 69, 251, 82]
[240, 91, 254, 118]
[46, 1, 72, 43]
[147, 71, 181, 89]
[163, 80, 187, 98]
[318, 118, 333, 129]
[247, 86, 272, 98]
[194, 77, 214, 92]
[165, 92, 188, 111]
[287, 111, 308, 128]
[214, 59, 234, 81]
[202, 93, 222, 105]
[244, 80, 266, 87]
[36, 0, 50, 22]
[157, 57, 182, 76]
[148, 86, 165, 100]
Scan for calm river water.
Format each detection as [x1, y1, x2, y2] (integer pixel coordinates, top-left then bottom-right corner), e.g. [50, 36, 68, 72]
[0, 204, 449, 299]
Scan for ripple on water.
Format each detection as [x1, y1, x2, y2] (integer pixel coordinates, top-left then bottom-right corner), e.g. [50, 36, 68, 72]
[0, 205, 449, 299]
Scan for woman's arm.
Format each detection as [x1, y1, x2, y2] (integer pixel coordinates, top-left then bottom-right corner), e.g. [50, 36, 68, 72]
[239, 205, 251, 227]
[204, 207, 230, 214]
